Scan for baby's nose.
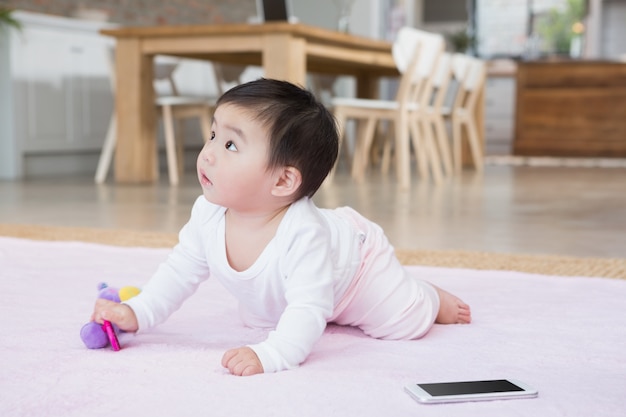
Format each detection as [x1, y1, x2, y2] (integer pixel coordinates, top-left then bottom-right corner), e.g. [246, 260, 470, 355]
[200, 146, 214, 163]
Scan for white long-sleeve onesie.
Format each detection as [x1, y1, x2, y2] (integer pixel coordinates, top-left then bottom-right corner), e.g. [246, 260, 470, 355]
[125, 196, 439, 373]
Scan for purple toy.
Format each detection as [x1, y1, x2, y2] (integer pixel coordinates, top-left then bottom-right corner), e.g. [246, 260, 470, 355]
[80, 282, 139, 350]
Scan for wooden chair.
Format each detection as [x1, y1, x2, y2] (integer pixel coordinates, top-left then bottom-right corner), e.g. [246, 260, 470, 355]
[94, 56, 216, 186]
[330, 27, 445, 188]
[379, 51, 455, 180]
[309, 74, 338, 107]
[447, 53, 486, 173]
[421, 52, 454, 176]
[212, 63, 247, 94]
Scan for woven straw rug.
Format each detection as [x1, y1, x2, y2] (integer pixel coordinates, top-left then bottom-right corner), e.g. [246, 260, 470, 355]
[1, 223, 624, 279]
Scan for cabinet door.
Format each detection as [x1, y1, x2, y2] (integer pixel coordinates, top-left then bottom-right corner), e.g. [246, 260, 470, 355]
[71, 35, 113, 150]
[0, 27, 20, 179]
[12, 26, 72, 152]
[12, 25, 112, 153]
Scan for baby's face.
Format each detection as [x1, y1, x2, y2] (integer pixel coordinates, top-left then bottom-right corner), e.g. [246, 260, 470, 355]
[196, 104, 277, 211]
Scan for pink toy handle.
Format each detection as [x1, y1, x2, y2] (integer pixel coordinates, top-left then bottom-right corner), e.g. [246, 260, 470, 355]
[102, 320, 121, 351]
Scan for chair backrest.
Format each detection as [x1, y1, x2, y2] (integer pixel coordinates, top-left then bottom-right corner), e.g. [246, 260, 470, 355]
[430, 52, 453, 109]
[391, 27, 445, 107]
[212, 63, 246, 95]
[451, 53, 486, 112]
[105, 48, 182, 97]
[432, 52, 452, 88]
[392, 27, 443, 77]
[153, 57, 181, 96]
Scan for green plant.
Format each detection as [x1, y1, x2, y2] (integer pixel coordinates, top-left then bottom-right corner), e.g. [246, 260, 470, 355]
[536, 0, 585, 55]
[0, 8, 22, 31]
[446, 29, 474, 53]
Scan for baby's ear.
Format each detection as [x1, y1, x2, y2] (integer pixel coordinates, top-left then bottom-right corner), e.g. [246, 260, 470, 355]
[272, 166, 302, 198]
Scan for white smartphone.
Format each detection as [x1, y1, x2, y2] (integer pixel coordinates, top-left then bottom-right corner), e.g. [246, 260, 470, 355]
[404, 379, 538, 404]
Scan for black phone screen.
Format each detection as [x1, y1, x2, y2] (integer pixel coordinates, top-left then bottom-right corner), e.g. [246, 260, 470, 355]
[418, 380, 524, 397]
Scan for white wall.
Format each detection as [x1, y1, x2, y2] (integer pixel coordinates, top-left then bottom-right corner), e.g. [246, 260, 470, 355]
[601, 0, 626, 59]
[291, 0, 380, 38]
[290, 0, 338, 30]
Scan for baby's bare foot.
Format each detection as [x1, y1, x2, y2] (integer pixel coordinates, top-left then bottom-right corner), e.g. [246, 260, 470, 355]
[434, 286, 471, 324]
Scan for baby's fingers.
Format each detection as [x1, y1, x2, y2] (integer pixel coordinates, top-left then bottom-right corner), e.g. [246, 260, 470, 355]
[221, 349, 238, 368]
[91, 299, 138, 332]
[222, 347, 263, 376]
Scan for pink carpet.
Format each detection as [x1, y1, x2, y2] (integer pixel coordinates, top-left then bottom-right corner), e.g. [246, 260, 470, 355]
[1, 236, 625, 417]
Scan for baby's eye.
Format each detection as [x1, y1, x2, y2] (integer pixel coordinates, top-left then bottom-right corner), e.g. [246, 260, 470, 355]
[210, 131, 216, 141]
[225, 141, 238, 151]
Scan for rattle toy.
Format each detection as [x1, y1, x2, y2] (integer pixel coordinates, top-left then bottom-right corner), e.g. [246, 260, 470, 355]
[102, 320, 120, 351]
[80, 282, 140, 351]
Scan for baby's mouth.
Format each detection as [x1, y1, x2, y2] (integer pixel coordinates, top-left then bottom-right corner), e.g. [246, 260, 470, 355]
[200, 170, 212, 186]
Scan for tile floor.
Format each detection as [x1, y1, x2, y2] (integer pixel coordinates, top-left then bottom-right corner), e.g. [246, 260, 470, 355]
[1, 163, 625, 258]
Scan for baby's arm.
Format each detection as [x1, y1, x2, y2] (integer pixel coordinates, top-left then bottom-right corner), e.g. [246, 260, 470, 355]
[122, 198, 213, 331]
[88, 198, 212, 335]
[91, 298, 138, 332]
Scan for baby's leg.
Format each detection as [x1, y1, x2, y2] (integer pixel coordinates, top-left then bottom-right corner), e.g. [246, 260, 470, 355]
[433, 285, 471, 324]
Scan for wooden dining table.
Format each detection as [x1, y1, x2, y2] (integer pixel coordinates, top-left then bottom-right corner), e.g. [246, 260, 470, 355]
[100, 22, 399, 184]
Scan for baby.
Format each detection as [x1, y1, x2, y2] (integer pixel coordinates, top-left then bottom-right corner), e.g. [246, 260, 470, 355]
[91, 78, 471, 376]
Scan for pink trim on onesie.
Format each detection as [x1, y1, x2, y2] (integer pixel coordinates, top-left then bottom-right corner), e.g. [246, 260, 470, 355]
[330, 207, 440, 340]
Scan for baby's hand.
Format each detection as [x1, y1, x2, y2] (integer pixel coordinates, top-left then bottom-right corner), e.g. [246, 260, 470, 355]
[222, 347, 263, 376]
[91, 298, 139, 332]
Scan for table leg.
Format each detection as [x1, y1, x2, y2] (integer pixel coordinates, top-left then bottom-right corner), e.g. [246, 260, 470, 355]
[262, 33, 306, 87]
[114, 39, 157, 183]
[462, 84, 485, 167]
[355, 73, 379, 100]
[395, 110, 411, 189]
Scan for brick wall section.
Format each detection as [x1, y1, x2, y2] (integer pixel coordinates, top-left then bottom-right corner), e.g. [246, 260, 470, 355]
[2, 0, 255, 25]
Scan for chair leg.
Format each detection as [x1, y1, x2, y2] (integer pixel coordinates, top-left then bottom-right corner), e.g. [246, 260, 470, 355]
[409, 116, 430, 183]
[395, 112, 411, 190]
[409, 117, 429, 181]
[465, 118, 484, 172]
[369, 122, 386, 167]
[452, 117, 463, 174]
[350, 119, 366, 179]
[433, 116, 453, 176]
[338, 119, 353, 171]
[326, 110, 346, 183]
[94, 114, 117, 184]
[175, 119, 185, 180]
[351, 117, 377, 182]
[161, 105, 179, 186]
[380, 123, 395, 176]
[361, 118, 379, 179]
[416, 116, 443, 185]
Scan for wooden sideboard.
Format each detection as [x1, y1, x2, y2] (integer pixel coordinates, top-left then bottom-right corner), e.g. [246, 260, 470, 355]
[514, 60, 626, 157]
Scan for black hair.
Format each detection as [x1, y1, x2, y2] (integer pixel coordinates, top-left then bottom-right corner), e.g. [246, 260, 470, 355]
[216, 78, 339, 200]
